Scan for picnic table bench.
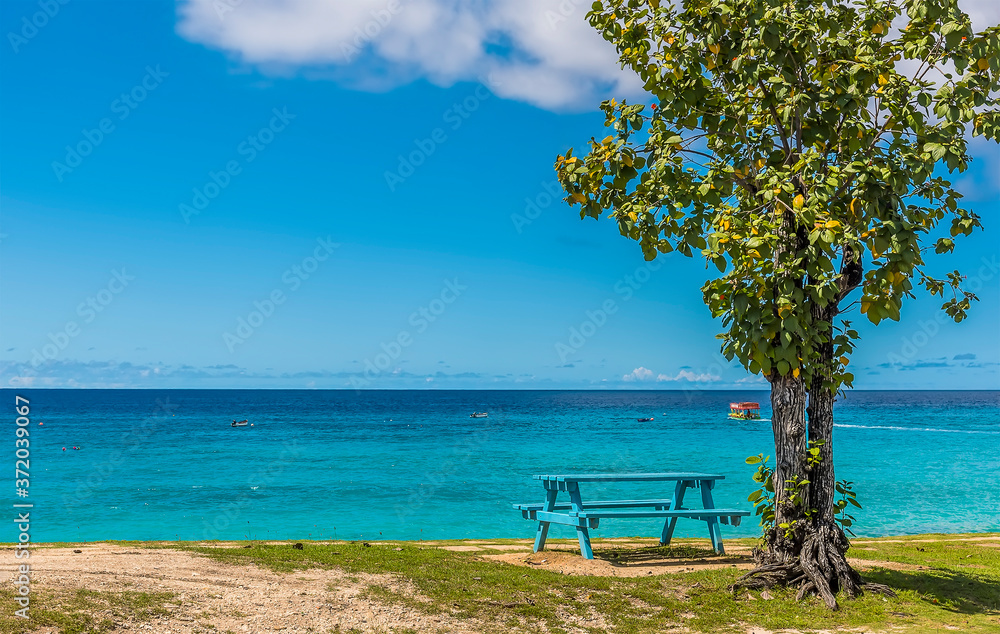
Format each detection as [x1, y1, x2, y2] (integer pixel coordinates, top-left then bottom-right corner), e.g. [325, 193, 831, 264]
[513, 473, 749, 559]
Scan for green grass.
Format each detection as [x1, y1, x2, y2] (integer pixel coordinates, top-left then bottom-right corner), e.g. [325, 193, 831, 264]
[849, 535, 1000, 628]
[0, 588, 174, 634]
[161, 534, 1000, 633]
[6, 535, 995, 633]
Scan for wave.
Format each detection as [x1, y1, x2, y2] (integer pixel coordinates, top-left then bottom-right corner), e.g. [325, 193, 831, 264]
[834, 423, 1000, 435]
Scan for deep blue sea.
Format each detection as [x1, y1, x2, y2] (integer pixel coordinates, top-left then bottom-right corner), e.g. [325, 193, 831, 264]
[5, 389, 998, 543]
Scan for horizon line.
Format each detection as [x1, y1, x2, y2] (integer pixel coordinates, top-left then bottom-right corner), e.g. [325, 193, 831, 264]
[1, 387, 997, 392]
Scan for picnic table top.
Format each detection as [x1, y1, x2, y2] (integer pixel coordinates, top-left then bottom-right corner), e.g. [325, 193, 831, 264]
[532, 473, 725, 483]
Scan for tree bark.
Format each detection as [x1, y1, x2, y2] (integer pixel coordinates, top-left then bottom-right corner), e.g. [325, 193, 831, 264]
[807, 306, 837, 524]
[766, 371, 809, 562]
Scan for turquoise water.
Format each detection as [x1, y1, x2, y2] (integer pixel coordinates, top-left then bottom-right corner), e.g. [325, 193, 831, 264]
[6, 389, 999, 543]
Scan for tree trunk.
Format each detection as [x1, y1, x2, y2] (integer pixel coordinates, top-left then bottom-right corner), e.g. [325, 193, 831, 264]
[807, 308, 837, 524]
[803, 379, 866, 604]
[799, 304, 890, 604]
[733, 307, 894, 609]
[801, 317, 865, 606]
[765, 371, 809, 563]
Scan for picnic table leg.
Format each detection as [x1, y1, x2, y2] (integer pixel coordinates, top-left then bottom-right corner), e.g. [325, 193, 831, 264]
[567, 483, 594, 559]
[659, 480, 689, 546]
[533, 488, 558, 553]
[700, 479, 725, 554]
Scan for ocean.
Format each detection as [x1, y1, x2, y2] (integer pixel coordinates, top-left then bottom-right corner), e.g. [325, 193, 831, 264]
[6, 389, 999, 543]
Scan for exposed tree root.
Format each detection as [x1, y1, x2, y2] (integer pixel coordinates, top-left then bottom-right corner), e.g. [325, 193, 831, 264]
[730, 523, 896, 610]
[861, 582, 897, 597]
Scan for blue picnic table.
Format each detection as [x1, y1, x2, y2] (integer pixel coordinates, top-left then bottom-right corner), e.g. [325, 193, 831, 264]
[513, 473, 749, 559]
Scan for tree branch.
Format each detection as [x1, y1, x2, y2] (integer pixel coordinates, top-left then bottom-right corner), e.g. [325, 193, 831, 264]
[758, 79, 792, 156]
[835, 244, 864, 303]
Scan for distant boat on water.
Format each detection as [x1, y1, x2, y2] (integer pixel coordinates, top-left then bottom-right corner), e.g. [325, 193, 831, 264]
[470, 412, 488, 418]
[231, 419, 249, 427]
[637, 417, 654, 422]
[728, 402, 761, 420]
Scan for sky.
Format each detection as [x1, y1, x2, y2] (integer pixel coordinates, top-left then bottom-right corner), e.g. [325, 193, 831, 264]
[0, 0, 998, 390]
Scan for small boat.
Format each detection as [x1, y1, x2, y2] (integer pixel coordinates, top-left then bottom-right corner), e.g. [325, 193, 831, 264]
[231, 419, 249, 427]
[470, 412, 488, 418]
[728, 402, 761, 420]
[637, 417, 654, 422]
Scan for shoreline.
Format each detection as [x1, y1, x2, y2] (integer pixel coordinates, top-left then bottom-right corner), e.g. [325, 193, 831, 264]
[3, 387, 999, 391]
[12, 528, 1000, 548]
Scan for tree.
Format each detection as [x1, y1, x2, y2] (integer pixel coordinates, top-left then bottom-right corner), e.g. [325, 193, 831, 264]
[556, 0, 999, 609]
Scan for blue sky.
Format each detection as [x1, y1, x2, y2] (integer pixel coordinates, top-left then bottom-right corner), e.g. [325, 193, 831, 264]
[1, 0, 998, 389]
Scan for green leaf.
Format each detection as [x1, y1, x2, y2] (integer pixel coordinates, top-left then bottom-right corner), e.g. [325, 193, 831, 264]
[925, 142, 947, 161]
[745, 455, 762, 464]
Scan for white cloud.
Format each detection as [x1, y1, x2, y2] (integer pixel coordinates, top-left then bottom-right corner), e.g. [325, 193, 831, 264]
[656, 369, 720, 383]
[622, 366, 722, 383]
[736, 375, 768, 385]
[960, 0, 1000, 31]
[622, 366, 654, 382]
[0, 359, 495, 388]
[176, 0, 644, 110]
[176, 0, 1000, 111]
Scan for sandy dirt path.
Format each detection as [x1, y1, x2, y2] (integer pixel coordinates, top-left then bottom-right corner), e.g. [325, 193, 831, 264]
[13, 544, 484, 634]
